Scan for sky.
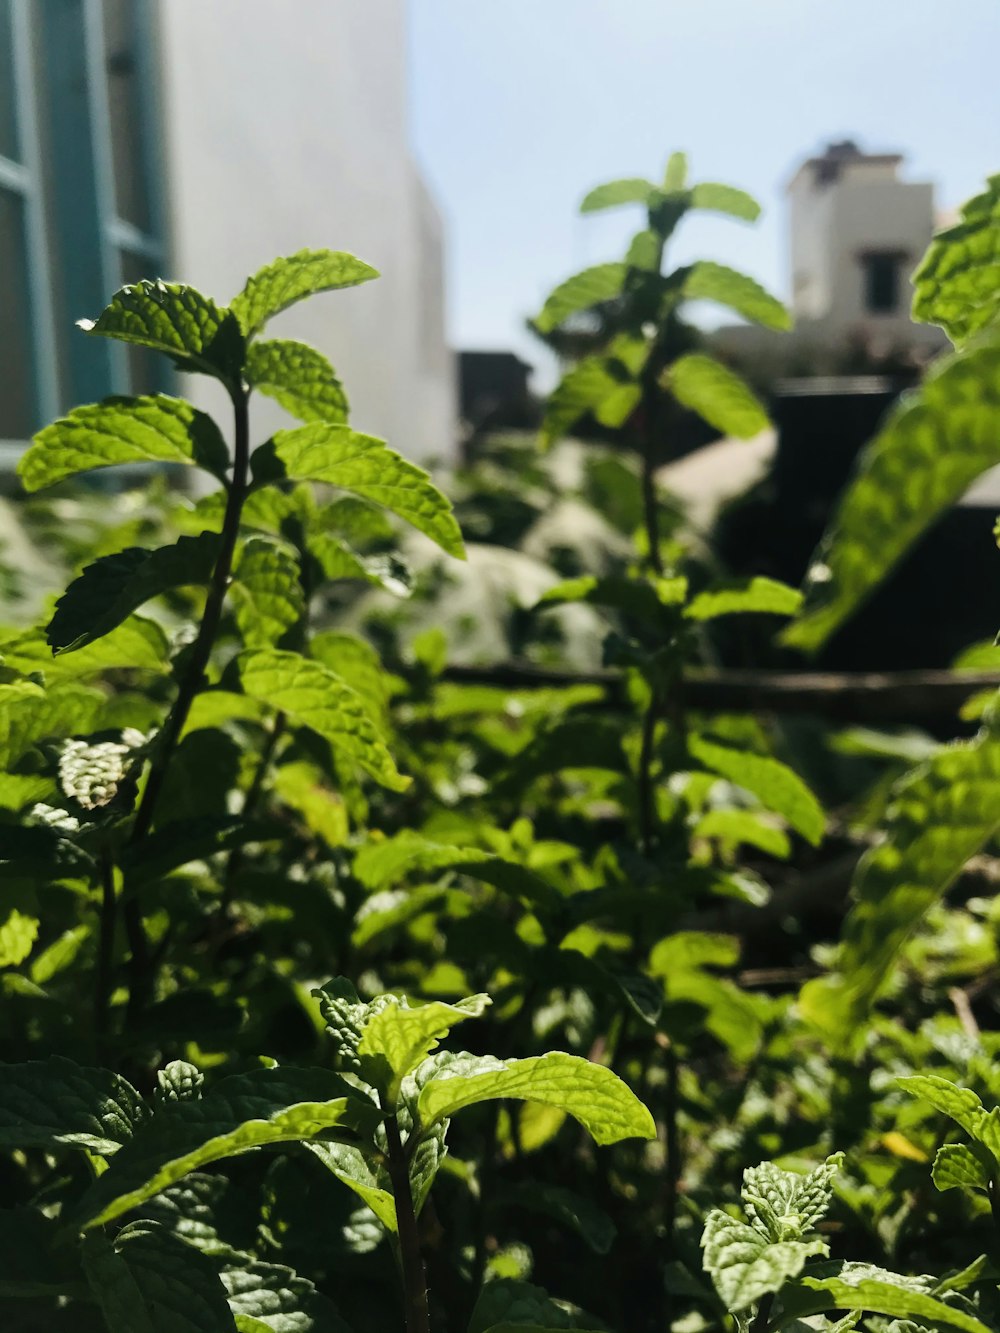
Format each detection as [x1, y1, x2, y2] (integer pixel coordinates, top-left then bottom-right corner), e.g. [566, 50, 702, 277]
[408, 0, 1000, 387]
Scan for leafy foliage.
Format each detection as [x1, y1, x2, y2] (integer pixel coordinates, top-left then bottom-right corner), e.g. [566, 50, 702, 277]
[5, 166, 1000, 1333]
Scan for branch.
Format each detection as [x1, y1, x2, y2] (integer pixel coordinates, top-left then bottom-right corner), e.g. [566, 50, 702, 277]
[438, 662, 1000, 721]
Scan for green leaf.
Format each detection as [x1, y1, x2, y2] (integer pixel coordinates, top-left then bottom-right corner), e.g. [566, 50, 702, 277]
[0, 1056, 145, 1155]
[352, 832, 559, 911]
[75, 1065, 379, 1229]
[541, 357, 620, 449]
[663, 152, 688, 192]
[0, 1207, 85, 1297]
[932, 1143, 993, 1192]
[246, 339, 349, 423]
[580, 177, 655, 213]
[742, 1155, 843, 1243]
[0, 907, 38, 967]
[469, 1277, 603, 1333]
[800, 727, 1000, 1039]
[310, 631, 390, 729]
[18, 394, 231, 492]
[784, 338, 1000, 651]
[667, 353, 771, 438]
[82, 1221, 237, 1333]
[681, 261, 791, 330]
[258, 424, 465, 559]
[222, 1255, 355, 1333]
[3, 616, 169, 676]
[238, 648, 409, 791]
[685, 576, 802, 621]
[897, 1075, 986, 1138]
[694, 809, 791, 859]
[535, 263, 627, 333]
[356, 993, 491, 1106]
[701, 1209, 826, 1313]
[500, 1183, 616, 1255]
[230, 249, 379, 337]
[47, 533, 220, 654]
[273, 762, 349, 848]
[418, 1051, 655, 1145]
[789, 1263, 992, 1333]
[624, 228, 663, 272]
[0, 680, 104, 766]
[688, 734, 825, 844]
[689, 182, 761, 222]
[232, 538, 304, 648]
[308, 1140, 397, 1231]
[0, 772, 54, 810]
[912, 174, 1000, 345]
[79, 279, 246, 386]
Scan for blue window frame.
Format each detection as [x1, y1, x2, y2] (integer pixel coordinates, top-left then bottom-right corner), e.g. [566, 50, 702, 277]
[0, 0, 168, 444]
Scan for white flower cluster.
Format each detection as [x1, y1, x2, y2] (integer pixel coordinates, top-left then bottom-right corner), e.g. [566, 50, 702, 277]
[58, 729, 146, 811]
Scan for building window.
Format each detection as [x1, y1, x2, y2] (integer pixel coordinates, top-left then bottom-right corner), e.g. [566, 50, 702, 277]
[860, 250, 906, 315]
[0, 0, 167, 443]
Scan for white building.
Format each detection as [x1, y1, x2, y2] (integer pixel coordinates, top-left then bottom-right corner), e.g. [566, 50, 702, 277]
[0, 0, 455, 464]
[713, 141, 948, 376]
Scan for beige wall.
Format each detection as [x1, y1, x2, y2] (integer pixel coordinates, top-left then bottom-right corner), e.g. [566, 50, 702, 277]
[154, 0, 455, 461]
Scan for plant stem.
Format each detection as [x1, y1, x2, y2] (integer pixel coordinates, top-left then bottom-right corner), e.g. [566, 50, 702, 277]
[94, 845, 116, 1054]
[637, 688, 659, 856]
[663, 1038, 680, 1251]
[384, 1113, 430, 1333]
[218, 710, 286, 917]
[123, 383, 252, 1018]
[640, 445, 663, 577]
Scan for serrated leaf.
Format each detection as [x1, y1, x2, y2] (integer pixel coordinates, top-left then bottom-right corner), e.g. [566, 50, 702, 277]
[257, 424, 465, 559]
[82, 1221, 236, 1333]
[0, 771, 55, 810]
[688, 734, 825, 844]
[932, 1143, 993, 1192]
[221, 1255, 354, 1333]
[157, 1061, 205, 1103]
[682, 261, 791, 330]
[743, 1155, 843, 1243]
[238, 648, 409, 791]
[356, 993, 491, 1106]
[230, 249, 378, 337]
[701, 1209, 826, 1313]
[535, 263, 627, 333]
[668, 353, 771, 438]
[790, 1263, 992, 1333]
[79, 279, 246, 386]
[4, 615, 169, 676]
[784, 338, 1000, 651]
[800, 728, 1000, 1039]
[310, 631, 389, 729]
[75, 1066, 379, 1229]
[912, 174, 1000, 345]
[18, 394, 231, 491]
[0, 680, 105, 766]
[47, 533, 220, 654]
[897, 1075, 985, 1137]
[306, 532, 413, 596]
[580, 177, 656, 214]
[232, 538, 304, 648]
[689, 182, 761, 222]
[0, 1056, 145, 1155]
[418, 1051, 655, 1145]
[685, 576, 801, 622]
[246, 338, 349, 423]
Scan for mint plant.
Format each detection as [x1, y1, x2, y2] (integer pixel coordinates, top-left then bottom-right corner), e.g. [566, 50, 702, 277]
[0, 984, 651, 1330]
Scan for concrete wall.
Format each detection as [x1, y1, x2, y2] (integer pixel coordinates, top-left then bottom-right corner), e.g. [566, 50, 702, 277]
[153, 0, 455, 461]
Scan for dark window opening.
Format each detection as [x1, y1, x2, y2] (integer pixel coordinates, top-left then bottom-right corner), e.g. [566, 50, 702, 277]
[861, 251, 905, 314]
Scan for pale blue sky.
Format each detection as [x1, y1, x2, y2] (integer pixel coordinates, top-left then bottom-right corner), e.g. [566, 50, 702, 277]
[409, 1, 1000, 384]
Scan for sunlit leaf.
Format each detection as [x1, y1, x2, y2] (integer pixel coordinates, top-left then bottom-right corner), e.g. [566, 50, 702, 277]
[246, 338, 349, 423]
[667, 353, 770, 438]
[912, 175, 1000, 345]
[230, 249, 378, 337]
[681, 261, 790, 330]
[535, 263, 626, 333]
